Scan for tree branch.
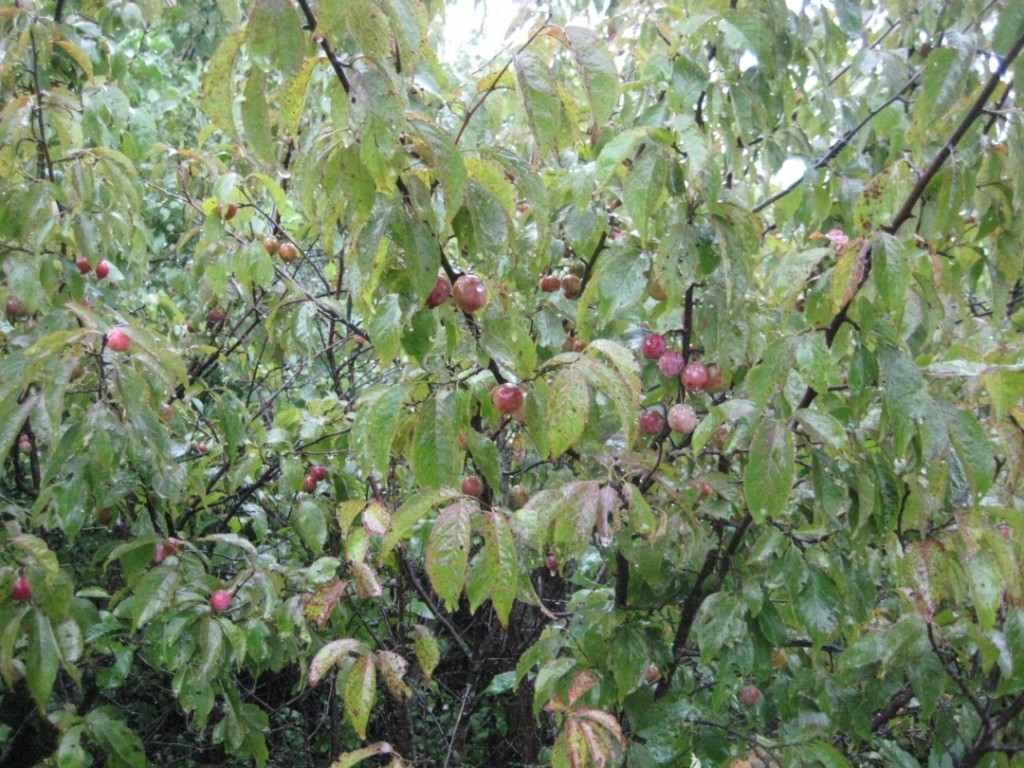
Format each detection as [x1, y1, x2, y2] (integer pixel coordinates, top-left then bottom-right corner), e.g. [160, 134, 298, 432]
[793, 31, 1024, 413]
[753, 73, 919, 214]
[294, 0, 350, 94]
[887, 32, 1024, 235]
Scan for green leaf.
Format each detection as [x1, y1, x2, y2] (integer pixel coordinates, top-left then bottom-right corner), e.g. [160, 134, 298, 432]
[514, 48, 564, 159]
[466, 428, 502, 493]
[276, 56, 319, 139]
[548, 366, 589, 458]
[381, 488, 460, 557]
[551, 482, 600, 560]
[794, 569, 840, 646]
[84, 707, 145, 768]
[623, 148, 667, 244]
[915, 33, 974, 130]
[796, 410, 848, 451]
[563, 26, 618, 125]
[328, 743, 396, 768]
[966, 551, 1003, 632]
[344, 654, 376, 740]
[293, 499, 328, 556]
[198, 617, 224, 680]
[995, 0, 1024, 56]
[132, 566, 180, 631]
[425, 502, 472, 610]
[595, 127, 648, 187]
[482, 510, 518, 627]
[353, 384, 412, 477]
[201, 32, 243, 137]
[947, 407, 995, 499]
[609, 625, 647, 701]
[366, 294, 403, 367]
[879, 345, 937, 457]
[392, 212, 440, 305]
[26, 608, 59, 710]
[380, 0, 427, 72]
[247, 0, 304, 76]
[413, 624, 440, 681]
[408, 117, 467, 227]
[412, 391, 462, 489]
[744, 418, 794, 522]
[695, 592, 748, 659]
[241, 72, 274, 163]
[308, 639, 366, 686]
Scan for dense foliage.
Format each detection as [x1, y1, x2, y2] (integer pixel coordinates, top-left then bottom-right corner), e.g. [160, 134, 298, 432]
[2, 0, 1024, 765]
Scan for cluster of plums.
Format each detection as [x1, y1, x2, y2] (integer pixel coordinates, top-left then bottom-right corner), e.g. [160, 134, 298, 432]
[637, 333, 724, 437]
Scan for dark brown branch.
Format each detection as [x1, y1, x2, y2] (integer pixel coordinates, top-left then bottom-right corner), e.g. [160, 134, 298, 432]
[753, 73, 919, 214]
[578, 230, 607, 295]
[29, 31, 55, 183]
[872, 685, 914, 731]
[397, 551, 474, 662]
[454, 20, 551, 146]
[294, 0, 350, 94]
[887, 32, 1024, 235]
[793, 32, 1024, 414]
[959, 692, 1024, 768]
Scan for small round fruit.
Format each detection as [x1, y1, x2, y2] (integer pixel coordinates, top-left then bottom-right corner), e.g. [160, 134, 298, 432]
[546, 554, 558, 572]
[217, 202, 237, 221]
[106, 329, 131, 352]
[681, 361, 710, 391]
[262, 237, 279, 255]
[561, 274, 582, 299]
[462, 475, 484, 498]
[310, 465, 327, 482]
[771, 648, 788, 669]
[705, 364, 724, 393]
[18, 435, 32, 453]
[206, 308, 225, 329]
[5, 297, 25, 317]
[197, 442, 208, 454]
[76, 257, 92, 274]
[153, 542, 167, 564]
[647, 275, 667, 301]
[658, 350, 685, 377]
[96, 260, 111, 279]
[638, 410, 666, 436]
[302, 475, 317, 494]
[645, 664, 661, 684]
[12, 576, 32, 602]
[509, 484, 530, 510]
[568, 262, 586, 278]
[164, 537, 183, 556]
[278, 242, 298, 262]
[426, 275, 451, 309]
[210, 589, 232, 613]
[739, 684, 761, 707]
[538, 275, 561, 293]
[452, 275, 488, 313]
[159, 404, 174, 422]
[641, 333, 667, 360]
[668, 403, 699, 434]
[491, 383, 525, 415]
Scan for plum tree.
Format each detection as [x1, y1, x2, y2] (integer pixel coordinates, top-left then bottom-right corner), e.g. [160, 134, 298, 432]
[2, 1, 1022, 766]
